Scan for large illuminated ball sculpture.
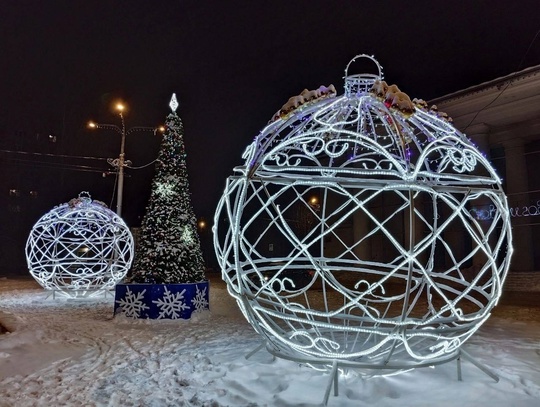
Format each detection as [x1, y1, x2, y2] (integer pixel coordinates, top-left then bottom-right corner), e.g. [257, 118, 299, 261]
[26, 192, 134, 298]
[214, 55, 513, 376]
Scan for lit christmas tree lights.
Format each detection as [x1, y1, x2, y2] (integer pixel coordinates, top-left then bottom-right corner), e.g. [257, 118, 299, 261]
[127, 94, 205, 284]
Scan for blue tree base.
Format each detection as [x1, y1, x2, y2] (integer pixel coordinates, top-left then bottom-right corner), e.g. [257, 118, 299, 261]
[114, 281, 209, 319]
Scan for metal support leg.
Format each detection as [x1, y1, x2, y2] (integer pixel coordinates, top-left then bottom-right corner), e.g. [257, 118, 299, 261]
[323, 360, 339, 406]
[459, 349, 499, 383]
[457, 355, 462, 381]
[333, 363, 339, 397]
[245, 341, 266, 360]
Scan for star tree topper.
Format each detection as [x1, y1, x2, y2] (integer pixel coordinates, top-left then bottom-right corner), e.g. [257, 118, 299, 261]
[169, 93, 179, 113]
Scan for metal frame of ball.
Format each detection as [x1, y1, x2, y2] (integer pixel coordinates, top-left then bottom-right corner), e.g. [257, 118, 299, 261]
[26, 193, 134, 298]
[214, 55, 513, 376]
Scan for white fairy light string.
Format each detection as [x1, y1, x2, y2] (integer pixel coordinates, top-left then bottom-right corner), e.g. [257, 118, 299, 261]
[471, 200, 540, 220]
[214, 55, 512, 381]
[26, 192, 134, 298]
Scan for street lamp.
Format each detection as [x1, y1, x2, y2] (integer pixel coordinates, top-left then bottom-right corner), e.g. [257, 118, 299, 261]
[198, 219, 207, 230]
[88, 102, 164, 217]
[308, 195, 321, 212]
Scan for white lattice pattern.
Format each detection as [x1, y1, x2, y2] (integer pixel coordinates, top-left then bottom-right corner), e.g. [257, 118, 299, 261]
[116, 287, 149, 318]
[214, 55, 513, 374]
[26, 192, 134, 298]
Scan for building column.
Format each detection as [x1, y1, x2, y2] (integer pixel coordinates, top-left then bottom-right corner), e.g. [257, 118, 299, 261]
[469, 129, 493, 271]
[353, 208, 372, 261]
[502, 137, 533, 271]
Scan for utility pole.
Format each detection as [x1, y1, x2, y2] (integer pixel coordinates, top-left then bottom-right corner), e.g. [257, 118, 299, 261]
[88, 102, 163, 217]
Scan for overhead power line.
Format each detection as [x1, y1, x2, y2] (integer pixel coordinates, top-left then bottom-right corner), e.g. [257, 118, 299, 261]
[0, 149, 109, 161]
[2, 157, 109, 174]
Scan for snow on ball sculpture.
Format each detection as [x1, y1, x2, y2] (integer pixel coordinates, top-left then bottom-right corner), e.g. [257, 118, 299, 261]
[214, 55, 513, 376]
[26, 192, 134, 298]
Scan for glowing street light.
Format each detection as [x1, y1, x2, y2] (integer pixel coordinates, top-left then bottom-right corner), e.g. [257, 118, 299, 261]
[198, 219, 207, 230]
[88, 102, 164, 217]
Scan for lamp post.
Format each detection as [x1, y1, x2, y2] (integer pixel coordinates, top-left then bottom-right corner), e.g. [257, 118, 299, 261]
[88, 102, 164, 217]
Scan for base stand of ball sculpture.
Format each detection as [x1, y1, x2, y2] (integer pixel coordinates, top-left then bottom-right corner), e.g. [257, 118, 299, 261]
[213, 54, 512, 404]
[26, 192, 134, 299]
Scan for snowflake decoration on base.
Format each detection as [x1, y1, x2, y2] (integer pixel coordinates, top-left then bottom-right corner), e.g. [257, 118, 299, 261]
[115, 287, 149, 318]
[191, 286, 209, 313]
[153, 287, 190, 319]
[114, 281, 210, 320]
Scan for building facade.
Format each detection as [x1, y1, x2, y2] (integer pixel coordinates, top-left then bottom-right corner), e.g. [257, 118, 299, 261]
[430, 65, 540, 290]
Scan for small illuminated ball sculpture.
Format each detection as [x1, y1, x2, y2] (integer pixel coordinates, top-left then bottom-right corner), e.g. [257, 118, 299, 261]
[214, 55, 513, 375]
[26, 192, 134, 298]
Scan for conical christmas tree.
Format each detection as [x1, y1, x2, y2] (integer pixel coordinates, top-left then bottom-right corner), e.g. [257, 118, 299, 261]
[128, 94, 205, 284]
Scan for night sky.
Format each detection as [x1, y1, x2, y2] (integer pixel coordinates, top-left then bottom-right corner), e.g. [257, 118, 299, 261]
[1, 1, 540, 262]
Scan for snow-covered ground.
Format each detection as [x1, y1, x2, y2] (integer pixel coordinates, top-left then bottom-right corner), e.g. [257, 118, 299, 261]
[1, 275, 540, 407]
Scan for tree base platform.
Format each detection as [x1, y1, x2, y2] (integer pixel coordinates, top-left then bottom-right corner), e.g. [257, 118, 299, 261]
[114, 281, 209, 319]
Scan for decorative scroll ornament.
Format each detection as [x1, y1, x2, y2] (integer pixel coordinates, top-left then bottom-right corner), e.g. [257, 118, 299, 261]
[214, 55, 512, 384]
[26, 192, 134, 298]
